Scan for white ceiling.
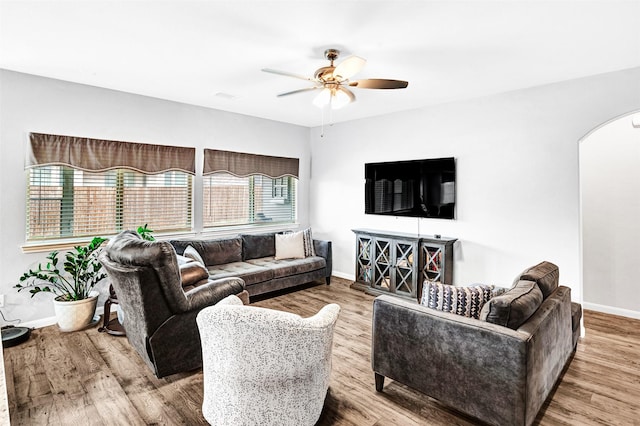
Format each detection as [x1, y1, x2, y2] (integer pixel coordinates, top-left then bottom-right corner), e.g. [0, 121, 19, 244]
[1, 1, 639, 127]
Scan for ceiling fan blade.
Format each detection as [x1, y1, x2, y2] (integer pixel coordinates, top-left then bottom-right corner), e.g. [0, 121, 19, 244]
[333, 56, 366, 80]
[349, 79, 409, 89]
[337, 86, 356, 104]
[262, 68, 314, 82]
[277, 87, 321, 97]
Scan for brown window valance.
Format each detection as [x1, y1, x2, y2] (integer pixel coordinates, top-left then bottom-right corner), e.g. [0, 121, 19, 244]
[27, 133, 196, 175]
[203, 149, 299, 178]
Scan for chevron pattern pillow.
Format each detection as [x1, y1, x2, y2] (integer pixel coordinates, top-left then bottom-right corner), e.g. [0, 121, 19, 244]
[420, 281, 493, 319]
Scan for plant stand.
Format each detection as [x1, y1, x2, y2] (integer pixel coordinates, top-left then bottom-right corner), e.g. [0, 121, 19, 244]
[98, 284, 126, 336]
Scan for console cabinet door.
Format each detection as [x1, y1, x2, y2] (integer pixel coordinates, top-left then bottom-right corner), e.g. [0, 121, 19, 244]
[392, 239, 418, 298]
[355, 235, 373, 285]
[371, 237, 393, 292]
[419, 240, 454, 301]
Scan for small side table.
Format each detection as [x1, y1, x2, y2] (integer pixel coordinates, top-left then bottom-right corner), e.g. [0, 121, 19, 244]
[98, 284, 126, 336]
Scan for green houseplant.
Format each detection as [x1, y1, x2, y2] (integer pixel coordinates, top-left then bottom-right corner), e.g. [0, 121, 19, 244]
[136, 224, 155, 241]
[16, 236, 107, 331]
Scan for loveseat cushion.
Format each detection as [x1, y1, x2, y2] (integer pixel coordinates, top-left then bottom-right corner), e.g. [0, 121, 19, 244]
[480, 280, 543, 329]
[246, 256, 326, 279]
[420, 281, 493, 319]
[513, 261, 559, 299]
[241, 233, 276, 260]
[207, 262, 273, 285]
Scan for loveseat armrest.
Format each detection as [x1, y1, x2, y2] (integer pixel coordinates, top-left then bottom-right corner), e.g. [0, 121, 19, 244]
[372, 295, 529, 426]
[313, 239, 332, 284]
[183, 277, 246, 312]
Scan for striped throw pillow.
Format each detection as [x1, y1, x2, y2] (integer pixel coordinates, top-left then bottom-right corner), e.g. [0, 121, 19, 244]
[420, 281, 493, 319]
[301, 228, 316, 257]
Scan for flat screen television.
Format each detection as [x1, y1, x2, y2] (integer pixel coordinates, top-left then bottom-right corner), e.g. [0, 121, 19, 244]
[365, 157, 456, 219]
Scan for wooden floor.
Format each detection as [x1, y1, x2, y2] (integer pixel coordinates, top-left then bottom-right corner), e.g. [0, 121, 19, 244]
[3, 277, 640, 425]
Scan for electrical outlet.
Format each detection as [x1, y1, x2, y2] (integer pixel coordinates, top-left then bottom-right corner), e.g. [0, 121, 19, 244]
[0, 294, 4, 308]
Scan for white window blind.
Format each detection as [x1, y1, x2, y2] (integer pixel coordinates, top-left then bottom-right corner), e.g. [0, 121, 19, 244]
[27, 166, 192, 241]
[203, 173, 296, 228]
[25, 133, 195, 242]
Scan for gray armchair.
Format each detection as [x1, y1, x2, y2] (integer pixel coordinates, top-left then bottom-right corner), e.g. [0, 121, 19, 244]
[99, 230, 247, 378]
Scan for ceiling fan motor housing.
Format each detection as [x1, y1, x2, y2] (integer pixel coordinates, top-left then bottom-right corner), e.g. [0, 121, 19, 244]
[314, 66, 336, 82]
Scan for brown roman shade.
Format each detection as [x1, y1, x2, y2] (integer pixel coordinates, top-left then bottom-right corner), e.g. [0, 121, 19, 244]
[27, 133, 196, 175]
[203, 149, 299, 178]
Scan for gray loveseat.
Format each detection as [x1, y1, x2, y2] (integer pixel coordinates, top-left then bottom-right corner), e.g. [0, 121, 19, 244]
[372, 261, 582, 426]
[170, 231, 332, 298]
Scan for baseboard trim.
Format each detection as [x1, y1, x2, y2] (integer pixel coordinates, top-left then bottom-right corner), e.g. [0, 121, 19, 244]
[19, 306, 105, 330]
[582, 302, 640, 320]
[332, 271, 355, 281]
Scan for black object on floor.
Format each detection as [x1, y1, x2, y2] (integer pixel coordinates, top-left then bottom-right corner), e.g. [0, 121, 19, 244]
[1, 326, 31, 347]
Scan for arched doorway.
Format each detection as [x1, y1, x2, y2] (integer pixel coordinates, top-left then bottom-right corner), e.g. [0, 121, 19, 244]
[579, 110, 640, 319]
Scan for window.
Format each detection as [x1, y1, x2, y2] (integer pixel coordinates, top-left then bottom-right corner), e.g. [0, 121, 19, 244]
[26, 133, 196, 242]
[272, 177, 291, 200]
[202, 149, 299, 229]
[203, 173, 296, 227]
[27, 166, 192, 241]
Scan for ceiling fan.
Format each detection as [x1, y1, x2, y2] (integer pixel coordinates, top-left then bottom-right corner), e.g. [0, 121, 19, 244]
[262, 48, 409, 109]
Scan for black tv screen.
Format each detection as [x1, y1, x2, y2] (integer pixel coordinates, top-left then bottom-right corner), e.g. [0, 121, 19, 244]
[365, 157, 456, 219]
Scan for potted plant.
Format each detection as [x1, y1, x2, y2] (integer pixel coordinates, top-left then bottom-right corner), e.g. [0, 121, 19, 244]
[16, 236, 107, 332]
[137, 224, 155, 241]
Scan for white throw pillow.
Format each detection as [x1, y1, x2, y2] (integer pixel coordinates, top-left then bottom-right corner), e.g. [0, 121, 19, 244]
[184, 245, 206, 266]
[275, 231, 305, 260]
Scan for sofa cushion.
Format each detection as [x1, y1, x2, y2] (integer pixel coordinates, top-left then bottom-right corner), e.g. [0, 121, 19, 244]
[275, 231, 305, 260]
[420, 281, 493, 319]
[480, 280, 543, 329]
[513, 261, 559, 299]
[241, 233, 276, 260]
[171, 237, 243, 266]
[179, 261, 209, 288]
[207, 262, 273, 286]
[246, 256, 326, 279]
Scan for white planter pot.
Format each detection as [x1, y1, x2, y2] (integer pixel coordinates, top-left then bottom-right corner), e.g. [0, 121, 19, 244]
[53, 291, 99, 332]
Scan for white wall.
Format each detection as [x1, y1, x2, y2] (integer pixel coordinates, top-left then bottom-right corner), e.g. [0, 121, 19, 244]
[309, 67, 640, 307]
[580, 111, 640, 318]
[2, 67, 640, 325]
[0, 70, 310, 325]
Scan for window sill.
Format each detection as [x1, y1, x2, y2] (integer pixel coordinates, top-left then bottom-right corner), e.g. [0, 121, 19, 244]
[21, 230, 199, 253]
[21, 224, 303, 253]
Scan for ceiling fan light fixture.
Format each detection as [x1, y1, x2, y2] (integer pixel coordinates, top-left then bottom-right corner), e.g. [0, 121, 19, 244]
[332, 87, 354, 109]
[313, 88, 332, 108]
[312, 87, 354, 109]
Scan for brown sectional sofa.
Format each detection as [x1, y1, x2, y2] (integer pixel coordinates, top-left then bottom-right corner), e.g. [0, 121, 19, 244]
[170, 232, 332, 298]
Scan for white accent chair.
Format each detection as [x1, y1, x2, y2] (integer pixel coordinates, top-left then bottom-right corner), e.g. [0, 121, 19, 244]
[196, 294, 341, 426]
